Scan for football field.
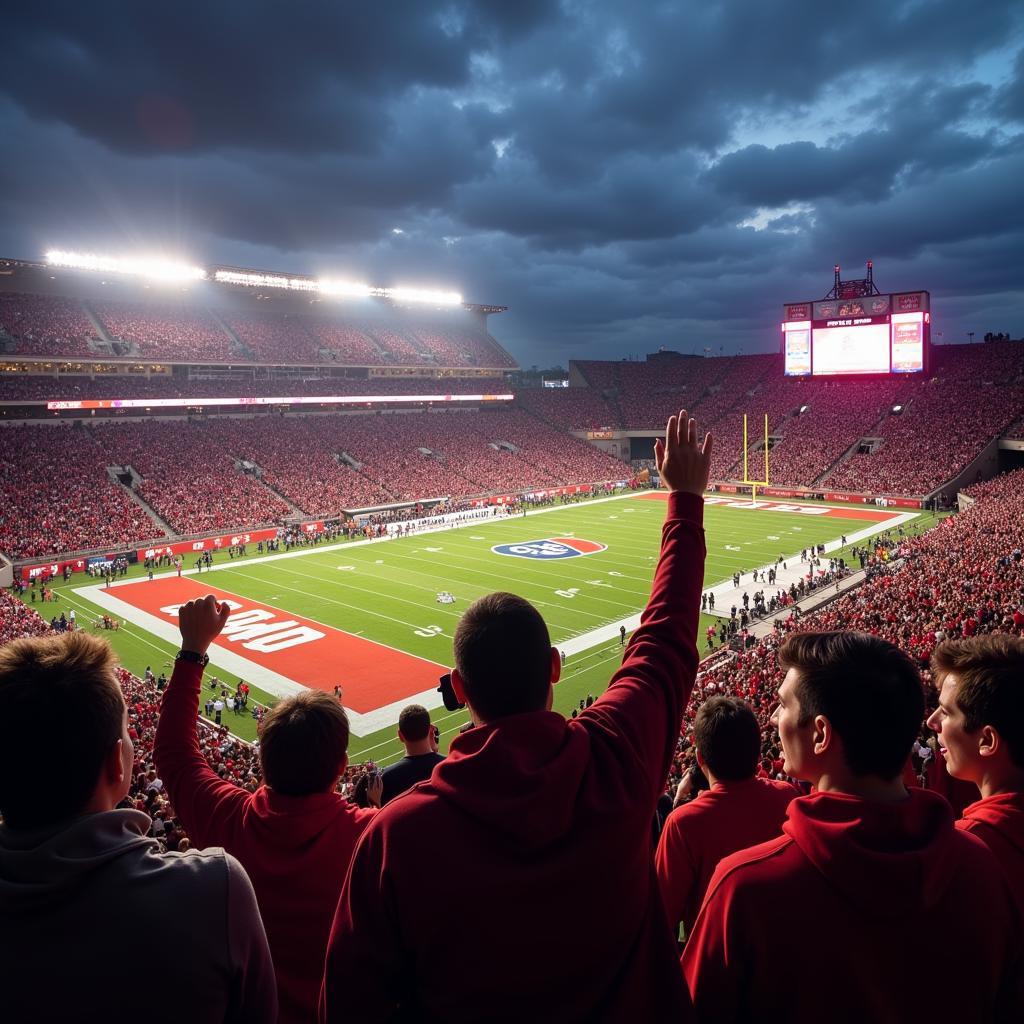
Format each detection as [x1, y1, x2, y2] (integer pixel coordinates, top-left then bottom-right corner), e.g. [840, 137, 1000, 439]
[54, 492, 923, 765]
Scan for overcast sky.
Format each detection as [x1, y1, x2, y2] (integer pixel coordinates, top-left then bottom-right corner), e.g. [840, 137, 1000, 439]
[1, 1, 1022, 367]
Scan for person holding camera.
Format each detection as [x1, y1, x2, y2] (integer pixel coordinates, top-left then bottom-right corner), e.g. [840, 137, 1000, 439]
[154, 598, 375, 1024]
[321, 411, 711, 1022]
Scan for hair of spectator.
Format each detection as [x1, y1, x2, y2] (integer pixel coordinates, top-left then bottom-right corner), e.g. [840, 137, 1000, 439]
[258, 690, 350, 796]
[398, 704, 431, 742]
[0, 632, 123, 828]
[693, 696, 762, 782]
[778, 631, 925, 780]
[931, 635, 1024, 768]
[454, 592, 552, 721]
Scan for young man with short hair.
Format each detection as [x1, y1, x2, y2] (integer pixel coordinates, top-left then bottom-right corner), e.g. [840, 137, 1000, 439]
[682, 631, 1023, 1022]
[927, 635, 1024, 917]
[655, 695, 797, 941]
[0, 632, 275, 1023]
[155, 597, 375, 1024]
[322, 411, 712, 1022]
[379, 704, 444, 805]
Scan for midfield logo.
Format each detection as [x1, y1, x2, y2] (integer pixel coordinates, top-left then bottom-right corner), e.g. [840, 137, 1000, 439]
[491, 537, 607, 560]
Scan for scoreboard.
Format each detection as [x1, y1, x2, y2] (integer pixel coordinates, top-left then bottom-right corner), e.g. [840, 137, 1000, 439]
[781, 291, 929, 377]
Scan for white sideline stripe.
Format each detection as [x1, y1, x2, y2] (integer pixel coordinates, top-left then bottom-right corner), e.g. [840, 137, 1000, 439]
[699, 510, 919, 619]
[75, 495, 919, 735]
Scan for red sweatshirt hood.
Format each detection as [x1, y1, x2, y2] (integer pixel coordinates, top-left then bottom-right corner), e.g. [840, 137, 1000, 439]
[243, 787, 372, 850]
[429, 711, 592, 849]
[782, 788, 960, 917]
[962, 792, 1024, 856]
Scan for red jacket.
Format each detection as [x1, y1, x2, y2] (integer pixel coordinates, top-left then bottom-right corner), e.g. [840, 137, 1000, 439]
[655, 777, 797, 938]
[321, 491, 706, 1022]
[682, 788, 1023, 1022]
[958, 791, 1024, 921]
[155, 661, 375, 1024]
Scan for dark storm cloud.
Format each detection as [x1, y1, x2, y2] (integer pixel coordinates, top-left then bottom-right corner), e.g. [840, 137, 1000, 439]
[0, 2, 559, 157]
[0, 0, 1022, 366]
[995, 48, 1024, 121]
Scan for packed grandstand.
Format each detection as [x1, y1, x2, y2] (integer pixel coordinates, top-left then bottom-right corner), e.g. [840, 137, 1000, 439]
[2, 253, 1024, 1022]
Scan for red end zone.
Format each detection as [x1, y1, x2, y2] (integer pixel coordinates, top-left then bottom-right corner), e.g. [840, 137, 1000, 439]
[636, 492, 905, 522]
[109, 576, 444, 714]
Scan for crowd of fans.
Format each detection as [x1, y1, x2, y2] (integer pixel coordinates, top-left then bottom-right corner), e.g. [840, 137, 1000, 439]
[516, 386, 619, 429]
[4, 435, 1024, 1020]
[224, 314, 323, 364]
[90, 420, 293, 534]
[566, 344, 1024, 495]
[0, 424, 162, 559]
[93, 301, 237, 362]
[411, 326, 517, 368]
[0, 293, 97, 356]
[0, 409, 630, 559]
[0, 289, 518, 369]
[669, 468, 1024, 797]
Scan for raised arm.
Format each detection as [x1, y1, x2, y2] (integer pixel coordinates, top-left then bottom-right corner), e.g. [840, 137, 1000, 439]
[154, 595, 248, 849]
[580, 410, 712, 799]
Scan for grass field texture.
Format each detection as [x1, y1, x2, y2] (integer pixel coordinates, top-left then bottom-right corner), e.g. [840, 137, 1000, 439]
[30, 493, 938, 766]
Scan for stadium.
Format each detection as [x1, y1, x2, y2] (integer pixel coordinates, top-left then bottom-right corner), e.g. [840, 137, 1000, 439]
[2, 6, 1024, 1023]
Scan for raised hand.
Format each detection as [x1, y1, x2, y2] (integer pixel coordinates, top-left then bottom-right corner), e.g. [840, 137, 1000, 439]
[653, 409, 713, 496]
[178, 594, 231, 655]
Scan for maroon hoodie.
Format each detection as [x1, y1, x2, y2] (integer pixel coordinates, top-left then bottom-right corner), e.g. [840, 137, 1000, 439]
[321, 491, 705, 1023]
[155, 660, 375, 1024]
[682, 788, 1023, 1022]
[958, 791, 1024, 920]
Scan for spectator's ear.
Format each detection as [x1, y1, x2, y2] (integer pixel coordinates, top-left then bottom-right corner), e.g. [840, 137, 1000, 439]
[550, 647, 561, 686]
[451, 668, 468, 705]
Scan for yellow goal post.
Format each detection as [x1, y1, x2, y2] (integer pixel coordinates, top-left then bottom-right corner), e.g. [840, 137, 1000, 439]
[742, 413, 770, 506]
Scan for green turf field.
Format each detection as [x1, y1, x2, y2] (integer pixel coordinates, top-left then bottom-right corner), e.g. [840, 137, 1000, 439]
[26, 493, 939, 766]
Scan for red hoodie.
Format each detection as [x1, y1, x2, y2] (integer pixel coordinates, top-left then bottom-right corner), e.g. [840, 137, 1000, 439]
[682, 788, 1023, 1022]
[655, 777, 797, 939]
[155, 661, 375, 1024]
[320, 491, 705, 1023]
[958, 791, 1024, 921]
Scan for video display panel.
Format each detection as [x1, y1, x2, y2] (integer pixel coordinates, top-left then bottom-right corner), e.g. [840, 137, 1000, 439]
[890, 312, 925, 373]
[783, 321, 811, 376]
[811, 320, 891, 376]
[781, 291, 928, 377]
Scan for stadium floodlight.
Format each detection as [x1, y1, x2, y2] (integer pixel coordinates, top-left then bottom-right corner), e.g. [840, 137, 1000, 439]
[318, 278, 373, 299]
[214, 269, 318, 292]
[383, 286, 462, 306]
[46, 249, 205, 283]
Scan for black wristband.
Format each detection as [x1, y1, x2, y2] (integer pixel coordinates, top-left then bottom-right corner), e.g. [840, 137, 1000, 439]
[175, 649, 210, 668]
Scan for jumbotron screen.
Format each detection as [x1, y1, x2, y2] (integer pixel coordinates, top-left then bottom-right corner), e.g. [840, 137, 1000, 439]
[781, 292, 929, 377]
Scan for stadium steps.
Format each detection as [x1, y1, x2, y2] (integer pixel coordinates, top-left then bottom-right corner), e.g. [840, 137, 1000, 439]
[209, 310, 254, 361]
[810, 399, 907, 487]
[355, 329, 392, 361]
[483, 329, 518, 369]
[605, 391, 626, 428]
[107, 467, 175, 537]
[243, 467, 306, 516]
[81, 301, 122, 354]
